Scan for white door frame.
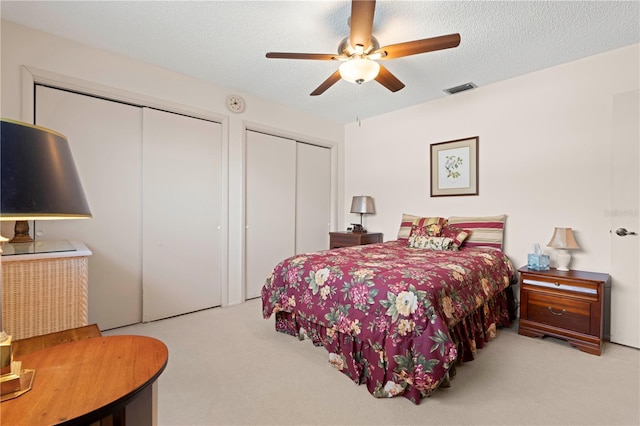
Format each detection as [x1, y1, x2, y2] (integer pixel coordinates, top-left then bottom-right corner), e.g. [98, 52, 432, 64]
[610, 89, 640, 348]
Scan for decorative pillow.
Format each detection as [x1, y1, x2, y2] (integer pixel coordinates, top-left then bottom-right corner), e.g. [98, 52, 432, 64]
[397, 213, 420, 240]
[397, 214, 448, 240]
[440, 225, 470, 249]
[408, 235, 455, 250]
[447, 215, 506, 250]
[409, 217, 446, 238]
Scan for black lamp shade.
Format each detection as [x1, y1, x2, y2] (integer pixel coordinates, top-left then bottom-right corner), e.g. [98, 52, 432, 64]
[1, 119, 91, 220]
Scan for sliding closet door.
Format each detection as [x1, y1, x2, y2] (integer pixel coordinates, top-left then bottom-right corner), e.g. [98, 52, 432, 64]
[296, 143, 331, 254]
[142, 108, 222, 321]
[245, 131, 296, 299]
[35, 85, 143, 330]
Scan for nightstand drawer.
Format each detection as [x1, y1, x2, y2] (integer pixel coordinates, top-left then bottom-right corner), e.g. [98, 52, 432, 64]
[331, 234, 358, 247]
[522, 276, 598, 299]
[329, 232, 383, 249]
[526, 292, 590, 334]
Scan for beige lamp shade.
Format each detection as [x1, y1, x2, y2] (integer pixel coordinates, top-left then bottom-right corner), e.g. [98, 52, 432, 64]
[547, 227, 579, 271]
[547, 227, 580, 249]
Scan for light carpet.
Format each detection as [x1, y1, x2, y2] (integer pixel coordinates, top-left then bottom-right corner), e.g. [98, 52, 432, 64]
[104, 298, 640, 426]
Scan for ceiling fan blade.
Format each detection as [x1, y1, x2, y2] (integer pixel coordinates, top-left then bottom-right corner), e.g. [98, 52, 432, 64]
[378, 33, 461, 59]
[375, 65, 405, 92]
[350, 0, 376, 51]
[310, 70, 342, 96]
[266, 52, 338, 60]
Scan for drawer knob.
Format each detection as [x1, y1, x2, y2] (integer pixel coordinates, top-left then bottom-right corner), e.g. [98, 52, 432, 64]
[554, 282, 560, 287]
[548, 306, 566, 316]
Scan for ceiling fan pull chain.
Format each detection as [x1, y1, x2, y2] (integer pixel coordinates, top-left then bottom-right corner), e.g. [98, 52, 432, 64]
[357, 85, 362, 127]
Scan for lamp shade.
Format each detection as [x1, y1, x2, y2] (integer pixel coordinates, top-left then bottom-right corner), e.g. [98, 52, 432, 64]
[350, 196, 375, 215]
[547, 227, 579, 249]
[1, 119, 92, 221]
[339, 58, 380, 84]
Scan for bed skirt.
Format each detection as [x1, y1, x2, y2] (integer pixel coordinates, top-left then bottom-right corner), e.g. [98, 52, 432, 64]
[273, 286, 514, 403]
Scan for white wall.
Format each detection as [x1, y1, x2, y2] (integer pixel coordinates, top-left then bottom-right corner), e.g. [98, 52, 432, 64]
[2, 19, 637, 312]
[0, 20, 345, 306]
[344, 44, 639, 276]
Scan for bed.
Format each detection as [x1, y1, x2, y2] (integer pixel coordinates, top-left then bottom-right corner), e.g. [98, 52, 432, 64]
[261, 214, 516, 404]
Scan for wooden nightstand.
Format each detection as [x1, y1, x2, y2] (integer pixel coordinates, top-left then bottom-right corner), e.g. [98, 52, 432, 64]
[329, 232, 383, 249]
[518, 266, 610, 355]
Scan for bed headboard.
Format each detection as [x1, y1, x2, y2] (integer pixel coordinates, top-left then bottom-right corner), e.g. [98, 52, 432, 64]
[397, 213, 506, 250]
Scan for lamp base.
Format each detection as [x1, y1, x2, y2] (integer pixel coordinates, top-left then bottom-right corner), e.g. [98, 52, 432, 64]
[1, 368, 35, 401]
[1, 334, 35, 400]
[351, 223, 366, 233]
[556, 249, 571, 271]
[0, 241, 36, 401]
[9, 221, 34, 244]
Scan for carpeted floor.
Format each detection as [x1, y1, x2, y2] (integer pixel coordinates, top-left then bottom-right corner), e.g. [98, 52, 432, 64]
[104, 298, 640, 426]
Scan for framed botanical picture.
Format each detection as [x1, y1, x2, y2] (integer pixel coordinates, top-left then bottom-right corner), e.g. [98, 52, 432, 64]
[430, 136, 479, 197]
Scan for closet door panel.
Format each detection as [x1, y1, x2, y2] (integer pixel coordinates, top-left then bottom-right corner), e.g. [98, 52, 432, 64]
[35, 85, 143, 330]
[245, 131, 296, 299]
[142, 108, 222, 321]
[296, 143, 331, 254]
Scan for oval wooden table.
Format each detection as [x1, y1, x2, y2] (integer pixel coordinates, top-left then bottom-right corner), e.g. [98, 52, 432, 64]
[0, 335, 168, 425]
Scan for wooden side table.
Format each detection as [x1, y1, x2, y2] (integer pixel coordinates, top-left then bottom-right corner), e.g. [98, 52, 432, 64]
[518, 266, 610, 355]
[0, 335, 168, 425]
[329, 232, 383, 249]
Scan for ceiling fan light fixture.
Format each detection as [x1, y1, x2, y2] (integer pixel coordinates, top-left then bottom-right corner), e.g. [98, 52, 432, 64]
[339, 58, 380, 84]
[265, 2, 460, 96]
[367, 50, 386, 60]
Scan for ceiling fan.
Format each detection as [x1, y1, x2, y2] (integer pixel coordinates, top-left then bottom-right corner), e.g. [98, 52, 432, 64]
[265, 0, 461, 96]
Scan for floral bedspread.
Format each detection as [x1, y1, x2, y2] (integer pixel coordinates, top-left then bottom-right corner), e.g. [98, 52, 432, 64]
[261, 240, 515, 403]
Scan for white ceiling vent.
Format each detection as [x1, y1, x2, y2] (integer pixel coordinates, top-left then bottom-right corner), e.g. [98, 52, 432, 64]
[444, 82, 477, 95]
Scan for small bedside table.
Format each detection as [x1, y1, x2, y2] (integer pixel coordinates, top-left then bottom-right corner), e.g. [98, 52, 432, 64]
[517, 266, 610, 355]
[329, 232, 383, 249]
[2, 240, 92, 340]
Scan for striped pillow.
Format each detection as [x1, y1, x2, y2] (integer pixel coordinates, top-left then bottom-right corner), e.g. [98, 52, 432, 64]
[397, 214, 419, 240]
[397, 214, 447, 240]
[440, 225, 470, 249]
[447, 215, 506, 250]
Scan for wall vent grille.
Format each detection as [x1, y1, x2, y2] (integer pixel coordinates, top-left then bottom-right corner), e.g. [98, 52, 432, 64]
[444, 82, 477, 95]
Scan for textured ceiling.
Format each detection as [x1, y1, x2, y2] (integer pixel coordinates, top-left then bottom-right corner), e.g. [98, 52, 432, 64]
[2, 1, 639, 124]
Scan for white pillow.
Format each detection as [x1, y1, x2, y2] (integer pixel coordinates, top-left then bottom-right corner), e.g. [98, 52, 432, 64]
[407, 236, 455, 250]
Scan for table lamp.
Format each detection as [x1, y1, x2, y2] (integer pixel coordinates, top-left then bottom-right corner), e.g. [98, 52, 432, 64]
[1, 118, 92, 399]
[350, 195, 375, 233]
[547, 227, 580, 271]
[1, 118, 92, 243]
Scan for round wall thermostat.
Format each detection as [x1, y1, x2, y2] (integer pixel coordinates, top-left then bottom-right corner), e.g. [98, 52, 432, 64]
[226, 95, 245, 113]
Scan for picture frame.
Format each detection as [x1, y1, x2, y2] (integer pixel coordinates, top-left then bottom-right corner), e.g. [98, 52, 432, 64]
[430, 136, 479, 197]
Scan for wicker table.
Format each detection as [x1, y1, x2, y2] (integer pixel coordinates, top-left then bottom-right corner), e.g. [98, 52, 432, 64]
[1, 240, 92, 340]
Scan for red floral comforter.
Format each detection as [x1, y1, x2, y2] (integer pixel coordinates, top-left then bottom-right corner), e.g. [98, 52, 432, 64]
[262, 240, 515, 403]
